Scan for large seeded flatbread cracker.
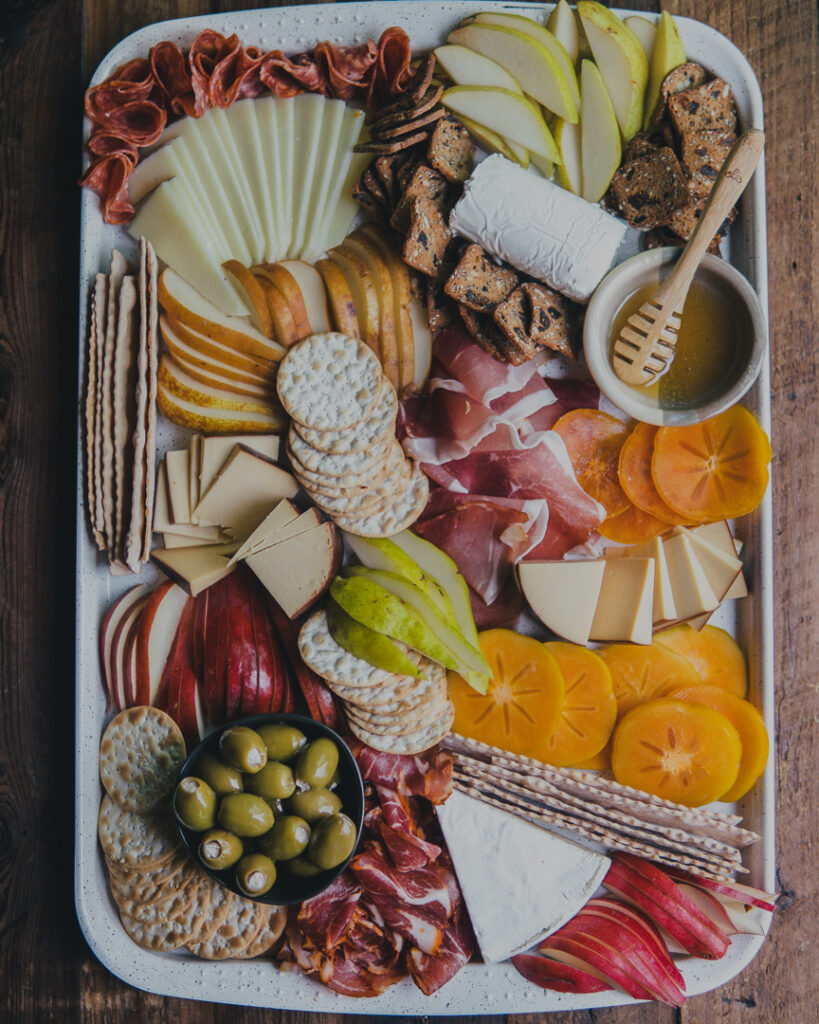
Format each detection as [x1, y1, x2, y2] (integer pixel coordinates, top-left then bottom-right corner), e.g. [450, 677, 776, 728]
[294, 380, 397, 454]
[92, 274, 108, 548]
[112, 275, 138, 563]
[277, 333, 385, 430]
[125, 244, 150, 573]
[186, 891, 268, 960]
[118, 871, 212, 952]
[141, 239, 159, 563]
[102, 250, 129, 554]
[347, 699, 455, 754]
[85, 285, 105, 550]
[99, 706, 186, 813]
[98, 793, 181, 869]
[334, 462, 429, 537]
[234, 905, 287, 959]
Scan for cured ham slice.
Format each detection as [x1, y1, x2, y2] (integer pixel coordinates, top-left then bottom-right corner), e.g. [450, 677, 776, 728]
[299, 875, 363, 950]
[352, 742, 453, 804]
[408, 909, 476, 996]
[434, 325, 540, 404]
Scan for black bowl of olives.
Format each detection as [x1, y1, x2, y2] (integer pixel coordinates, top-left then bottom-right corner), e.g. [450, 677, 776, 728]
[173, 714, 365, 905]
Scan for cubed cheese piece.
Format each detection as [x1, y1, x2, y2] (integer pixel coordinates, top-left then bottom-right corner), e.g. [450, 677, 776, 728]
[589, 557, 654, 644]
[681, 528, 742, 601]
[518, 560, 605, 645]
[662, 533, 720, 621]
[151, 542, 239, 597]
[245, 521, 340, 617]
[436, 791, 610, 963]
[198, 434, 281, 501]
[164, 450, 192, 525]
[627, 535, 677, 623]
[229, 499, 302, 565]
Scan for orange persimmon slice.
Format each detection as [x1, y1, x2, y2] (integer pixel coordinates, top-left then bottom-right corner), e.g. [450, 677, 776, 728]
[597, 502, 668, 544]
[532, 643, 617, 766]
[447, 629, 565, 755]
[618, 423, 698, 526]
[568, 745, 612, 771]
[655, 624, 748, 698]
[667, 685, 769, 801]
[599, 640, 702, 719]
[651, 406, 772, 522]
[611, 698, 742, 806]
[553, 409, 632, 517]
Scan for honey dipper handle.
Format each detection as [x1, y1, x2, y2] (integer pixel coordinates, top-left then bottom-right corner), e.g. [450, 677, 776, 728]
[653, 129, 765, 309]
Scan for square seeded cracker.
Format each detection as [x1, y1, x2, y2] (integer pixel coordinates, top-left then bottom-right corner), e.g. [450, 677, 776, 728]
[427, 113, 475, 183]
[668, 78, 738, 137]
[445, 244, 520, 312]
[402, 197, 452, 278]
[680, 129, 737, 198]
[609, 147, 688, 229]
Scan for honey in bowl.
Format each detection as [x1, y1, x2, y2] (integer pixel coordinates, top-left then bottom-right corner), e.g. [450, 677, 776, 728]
[609, 276, 751, 410]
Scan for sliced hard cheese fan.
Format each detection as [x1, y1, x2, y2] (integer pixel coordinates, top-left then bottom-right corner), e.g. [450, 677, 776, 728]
[518, 560, 605, 645]
[153, 460, 225, 540]
[228, 498, 300, 565]
[589, 557, 654, 644]
[662, 533, 719, 621]
[164, 449, 191, 525]
[692, 522, 748, 600]
[230, 504, 321, 565]
[245, 521, 340, 618]
[151, 542, 239, 597]
[618, 535, 677, 623]
[683, 529, 742, 600]
[198, 434, 281, 500]
[436, 790, 610, 963]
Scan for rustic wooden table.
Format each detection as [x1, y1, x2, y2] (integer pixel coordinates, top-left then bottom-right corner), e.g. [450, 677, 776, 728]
[0, 0, 816, 1020]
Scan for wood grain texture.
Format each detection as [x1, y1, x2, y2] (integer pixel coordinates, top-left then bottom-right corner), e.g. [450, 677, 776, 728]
[0, 0, 815, 1021]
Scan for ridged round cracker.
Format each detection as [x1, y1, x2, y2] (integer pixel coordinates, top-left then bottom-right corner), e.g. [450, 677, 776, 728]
[234, 905, 288, 959]
[307, 453, 411, 516]
[298, 610, 423, 689]
[99, 705, 186, 813]
[345, 695, 450, 735]
[289, 438, 403, 494]
[108, 850, 188, 904]
[288, 424, 392, 476]
[294, 381, 398, 454]
[333, 463, 429, 537]
[112, 863, 201, 922]
[118, 871, 212, 952]
[331, 660, 447, 709]
[192, 875, 238, 945]
[186, 891, 268, 960]
[346, 700, 455, 754]
[98, 793, 182, 869]
[277, 333, 384, 430]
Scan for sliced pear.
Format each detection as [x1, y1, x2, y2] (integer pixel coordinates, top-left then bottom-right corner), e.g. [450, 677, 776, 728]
[644, 11, 686, 129]
[433, 43, 523, 94]
[547, 0, 580, 64]
[278, 260, 331, 334]
[253, 263, 311, 340]
[467, 12, 580, 110]
[577, 1, 648, 140]
[408, 295, 432, 389]
[580, 59, 622, 203]
[159, 354, 279, 414]
[442, 86, 560, 163]
[315, 258, 360, 337]
[447, 23, 578, 122]
[326, 598, 422, 678]
[339, 237, 399, 389]
[222, 259, 274, 338]
[530, 152, 554, 178]
[330, 573, 489, 692]
[252, 273, 300, 348]
[327, 245, 381, 354]
[157, 378, 285, 435]
[454, 112, 516, 161]
[625, 15, 657, 61]
[160, 316, 277, 381]
[166, 348, 276, 400]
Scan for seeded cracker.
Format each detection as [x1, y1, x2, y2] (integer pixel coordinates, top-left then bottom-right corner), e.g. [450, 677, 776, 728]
[333, 462, 429, 537]
[99, 705, 186, 813]
[186, 892, 268, 959]
[98, 793, 181, 869]
[294, 380, 397, 454]
[85, 285, 105, 549]
[141, 239, 159, 562]
[112, 276, 137, 563]
[277, 333, 383, 430]
[234, 905, 287, 958]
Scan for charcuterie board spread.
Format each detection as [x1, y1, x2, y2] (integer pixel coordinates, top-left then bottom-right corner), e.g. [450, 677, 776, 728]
[76, 1, 777, 1013]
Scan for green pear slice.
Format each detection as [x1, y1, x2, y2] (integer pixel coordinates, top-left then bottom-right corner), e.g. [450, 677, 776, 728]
[454, 112, 520, 164]
[447, 23, 578, 123]
[442, 86, 560, 163]
[644, 11, 686, 129]
[467, 12, 580, 111]
[547, 0, 580, 64]
[577, 1, 648, 140]
[530, 152, 553, 178]
[580, 59, 622, 203]
[625, 16, 657, 61]
[434, 44, 522, 94]
[326, 598, 421, 677]
[554, 117, 582, 194]
[331, 572, 490, 693]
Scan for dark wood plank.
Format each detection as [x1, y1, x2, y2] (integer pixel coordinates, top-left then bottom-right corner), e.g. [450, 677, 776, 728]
[0, 0, 815, 1021]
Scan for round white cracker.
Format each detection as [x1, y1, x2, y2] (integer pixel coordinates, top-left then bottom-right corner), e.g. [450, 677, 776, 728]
[186, 891, 268, 960]
[277, 333, 384, 430]
[99, 705, 186, 813]
[345, 694, 450, 735]
[290, 439, 404, 495]
[298, 610, 422, 689]
[98, 793, 181, 869]
[288, 424, 392, 476]
[118, 870, 212, 952]
[307, 453, 411, 516]
[346, 700, 455, 754]
[234, 905, 287, 958]
[294, 381, 398, 454]
[334, 463, 429, 537]
[332, 660, 447, 710]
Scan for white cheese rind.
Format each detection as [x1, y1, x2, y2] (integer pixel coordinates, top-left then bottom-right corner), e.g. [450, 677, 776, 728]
[449, 154, 632, 302]
[436, 791, 610, 964]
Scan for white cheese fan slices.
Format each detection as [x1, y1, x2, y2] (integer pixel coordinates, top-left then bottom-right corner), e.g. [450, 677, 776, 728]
[129, 95, 366, 317]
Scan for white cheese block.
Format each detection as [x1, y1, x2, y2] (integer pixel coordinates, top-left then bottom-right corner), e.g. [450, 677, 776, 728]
[192, 447, 298, 539]
[589, 556, 654, 644]
[151, 542, 240, 597]
[518, 559, 605, 645]
[449, 154, 635, 302]
[662, 533, 720, 620]
[229, 498, 302, 565]
[198, 434, 281, 500]
[164, 449, 192, 525]
[436, 791, 610, 963]
[245, 521, 339, 617]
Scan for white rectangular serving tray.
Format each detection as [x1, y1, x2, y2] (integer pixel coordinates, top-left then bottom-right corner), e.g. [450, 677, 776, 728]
[75, 2, 775, 1013]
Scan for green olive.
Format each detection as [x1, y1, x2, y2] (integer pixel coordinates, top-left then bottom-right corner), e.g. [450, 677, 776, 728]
[173, 776, 217, 831]
[246, 761, 296, 802]
[286, 855, 323, 878]
[219, 726, 269, 773]
[257, 723, 307, 763]
[262, 797, 286, 818]
[235, 853, 277, 896]
[307, 813, 357, 870]
[326, 767, 342, 790]
[217, 792, 275, 837]
[287, 787, 342, 824]
[295, 738, 339, 789]
[195, 753, 244, 797]
[199, 829, 244, 870]
[256, 815, 311, 861]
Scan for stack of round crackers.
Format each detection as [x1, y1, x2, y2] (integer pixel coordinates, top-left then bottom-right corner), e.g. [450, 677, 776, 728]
[278, 333, 428, 537]
[298, 610, 454, 754]
[97, 706, 285, 957]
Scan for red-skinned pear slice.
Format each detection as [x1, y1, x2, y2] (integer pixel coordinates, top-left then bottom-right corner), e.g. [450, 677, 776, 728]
[220, 570, 251, 722]
[511, 952, 612, 994]
[538, 932, 656, 1001]
[112, 594, 149, 710]
[162, 598, 200, 746]
[193, 681, 207, 743]
[99, 585, 150, 710]
[580, 896, 684, 987]
[192, 588, 208, 682]
[202, 578, 228, 724]
[674, 883, 738, 936]
[248, 582, 274, 715]
[134, 581, 190, 707]
[238, 576, 260, 719]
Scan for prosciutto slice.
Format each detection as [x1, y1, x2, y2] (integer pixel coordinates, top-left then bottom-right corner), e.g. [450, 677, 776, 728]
[299, 875, 363, 951]
[352, 743, 453, 804]
[408, 908, 476, 996]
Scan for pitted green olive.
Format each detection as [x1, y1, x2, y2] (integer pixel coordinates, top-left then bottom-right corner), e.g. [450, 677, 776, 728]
[286, 855, 323, 878]
[199, 829, 244, 870]
[256, 815, 311, 861]
[257, 723, 307, 763]
[219, 726, 268, 773]
[173, 776, 217, 831]
[287, 788, 342, 824]
[195, 753, 243, 797]
[217, 792, 275, 837]
[236, 853, 277, 896]
[295, 738, 339, 789]
[307, 813, 357, 870]
[246, 761, 296, 802]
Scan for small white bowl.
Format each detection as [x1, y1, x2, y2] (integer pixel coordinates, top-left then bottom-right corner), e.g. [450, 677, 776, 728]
[583, 247, 768, 426]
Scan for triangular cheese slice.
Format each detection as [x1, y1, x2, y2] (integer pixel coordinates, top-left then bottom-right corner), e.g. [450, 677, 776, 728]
[229, 498, 301, 565]
[662, 533, 719, 621]
[192, 447, 297, 539]
[589, 557, 654, 644]
[152, 541, 239, 597]
[518, 560, 605, 645]
[436, 791, 610, 963]
[197, 433, 281, 502]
